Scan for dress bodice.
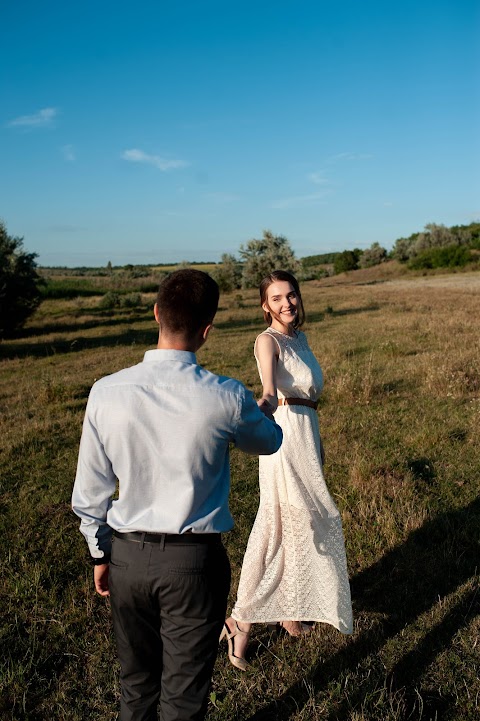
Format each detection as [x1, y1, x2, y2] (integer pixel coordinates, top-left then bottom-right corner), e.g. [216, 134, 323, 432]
[254, 328, 323, 401]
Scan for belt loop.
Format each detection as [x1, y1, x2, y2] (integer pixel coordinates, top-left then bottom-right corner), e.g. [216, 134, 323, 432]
[140, 532, 145, 550]
[160, 534, 166, 552]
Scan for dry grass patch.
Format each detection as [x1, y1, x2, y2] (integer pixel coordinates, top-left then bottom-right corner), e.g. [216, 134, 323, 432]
[1, 271, 479, 720]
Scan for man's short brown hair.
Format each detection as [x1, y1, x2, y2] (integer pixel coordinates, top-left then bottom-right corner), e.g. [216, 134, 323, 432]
[156, 269, 219, 337]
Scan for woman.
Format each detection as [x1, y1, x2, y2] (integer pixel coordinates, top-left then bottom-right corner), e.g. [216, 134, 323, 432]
[220, 270, 353, 670]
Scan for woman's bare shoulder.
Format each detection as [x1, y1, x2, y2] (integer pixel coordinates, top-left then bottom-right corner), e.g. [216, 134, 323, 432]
[255, 330, 280, 358]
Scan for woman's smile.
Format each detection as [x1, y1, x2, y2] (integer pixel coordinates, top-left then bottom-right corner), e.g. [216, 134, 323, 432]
[263, 280, 299, 332]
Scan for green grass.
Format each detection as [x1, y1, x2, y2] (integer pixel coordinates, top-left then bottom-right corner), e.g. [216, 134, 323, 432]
[1, 272, 479, 720]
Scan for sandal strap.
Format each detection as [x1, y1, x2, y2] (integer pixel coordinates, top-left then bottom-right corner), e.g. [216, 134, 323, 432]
[228, 620, 249, 638]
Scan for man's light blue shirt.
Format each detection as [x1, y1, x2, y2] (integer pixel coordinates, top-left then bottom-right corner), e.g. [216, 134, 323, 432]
[72, 349, 283, 559]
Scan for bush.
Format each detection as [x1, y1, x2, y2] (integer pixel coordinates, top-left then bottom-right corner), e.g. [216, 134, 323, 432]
[392, 222, 480, 263]
[359, 242, 387, 269]
[139, 280, 164, 293]
[98, 291, 121, 309]
[302, 252, 340, 266]
[212, 254, 242, 293]
[408, 245, 473, 270]
[0, 221, 43, 338]
[298, 267, 330, 281]
[391, 234, 419, 262]
[40, 279, 101, 299]
[123, 265, 150, 278]
[121, 293, 142, 308]
[333, 249, 363, 274]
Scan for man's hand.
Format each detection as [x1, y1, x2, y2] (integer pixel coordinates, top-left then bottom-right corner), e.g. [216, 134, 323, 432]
[257, 397, 275, 420]
[94, 563, 110, 596]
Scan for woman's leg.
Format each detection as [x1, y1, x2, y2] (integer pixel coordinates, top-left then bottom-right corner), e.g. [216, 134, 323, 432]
[220, 617, 252, 670]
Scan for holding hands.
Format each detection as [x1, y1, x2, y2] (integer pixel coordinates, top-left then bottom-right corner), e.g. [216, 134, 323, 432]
[257, 397, 276, 420]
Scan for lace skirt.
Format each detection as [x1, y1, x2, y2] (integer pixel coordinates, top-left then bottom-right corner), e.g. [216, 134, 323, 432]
[232, 406, 353, 634]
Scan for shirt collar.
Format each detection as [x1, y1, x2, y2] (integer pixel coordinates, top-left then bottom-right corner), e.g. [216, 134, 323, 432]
[143, 349, 197, 364]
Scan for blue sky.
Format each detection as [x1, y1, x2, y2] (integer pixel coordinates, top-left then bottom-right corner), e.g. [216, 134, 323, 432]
[1, 0, 479, 267]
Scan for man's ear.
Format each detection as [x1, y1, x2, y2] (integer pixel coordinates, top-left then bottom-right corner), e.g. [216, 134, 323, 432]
[154, 303, 160, 324]
[202, 323, 213, 342]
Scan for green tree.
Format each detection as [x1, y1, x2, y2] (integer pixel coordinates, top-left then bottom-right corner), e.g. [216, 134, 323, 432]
[302, 252, 340, 266]
[240, 230, 300, 288]
[212, 253, 242, 293]
[412, 223, 457, 255]
[333, 249, 362, 274]
[0, 221, 43, 338]
[392, 234, 418, 262]
[359, 242, 387, 269]
[408, 245, 472, 270]
[393, 222, 480, 262]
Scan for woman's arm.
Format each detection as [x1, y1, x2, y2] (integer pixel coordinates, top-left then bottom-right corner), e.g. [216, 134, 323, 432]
[255, 333, 279, 417]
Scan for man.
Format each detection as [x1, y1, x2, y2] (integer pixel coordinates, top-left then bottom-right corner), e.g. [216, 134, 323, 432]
[72, 269, 282, 721]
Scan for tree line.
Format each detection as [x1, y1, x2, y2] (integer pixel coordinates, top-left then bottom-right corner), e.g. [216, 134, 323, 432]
[1, 220, 479, 338]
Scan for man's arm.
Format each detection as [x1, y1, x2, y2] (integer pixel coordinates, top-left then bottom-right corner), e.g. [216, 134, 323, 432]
[233, 386, 283, 455]
[72, 394, 116, 567]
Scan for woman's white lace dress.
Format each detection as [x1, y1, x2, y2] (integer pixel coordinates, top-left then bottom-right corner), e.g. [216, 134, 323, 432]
[231, 328, 353, 634]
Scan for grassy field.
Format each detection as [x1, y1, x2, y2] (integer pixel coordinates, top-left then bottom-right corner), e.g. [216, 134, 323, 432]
[1, 270, 479, 720]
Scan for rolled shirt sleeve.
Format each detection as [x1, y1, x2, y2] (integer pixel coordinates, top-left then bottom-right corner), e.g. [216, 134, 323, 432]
[72, 393, 116, 560]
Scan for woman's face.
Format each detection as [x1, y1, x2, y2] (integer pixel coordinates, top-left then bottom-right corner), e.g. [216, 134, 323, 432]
[263, 280, 298, 325]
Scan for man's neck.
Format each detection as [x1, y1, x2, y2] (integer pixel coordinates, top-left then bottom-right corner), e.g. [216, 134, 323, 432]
[157, 335, 200, 353]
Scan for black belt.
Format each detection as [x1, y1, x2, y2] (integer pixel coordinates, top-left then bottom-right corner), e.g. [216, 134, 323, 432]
[113, 530, 220, 544]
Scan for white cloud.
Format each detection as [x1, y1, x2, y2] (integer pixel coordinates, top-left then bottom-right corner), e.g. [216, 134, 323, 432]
[271, 191, 329, 210]
[8, 107, 58, 128]
[329, 152, 373, 162]
[62, 144, 76, 161]
[121, 148, 189, 171]
[308, 172, 330, 185]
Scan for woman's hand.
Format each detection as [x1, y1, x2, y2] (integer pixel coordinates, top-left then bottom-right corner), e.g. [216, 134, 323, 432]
[258, 397, 276, 420]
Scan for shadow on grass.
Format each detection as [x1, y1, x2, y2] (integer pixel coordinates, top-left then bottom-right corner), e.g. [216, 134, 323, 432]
[247, 498, 480, 720]
[0, 327, 158, 360]
[17, 308, 154, 338]
[331, 303, 381, 316]
[214, 318, 265, 332]
[315, 278, 390, 289]
[2, 316, 263, 359]
[1, 304, 383, 360]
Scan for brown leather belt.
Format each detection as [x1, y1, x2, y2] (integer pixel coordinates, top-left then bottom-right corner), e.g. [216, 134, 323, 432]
[277, 398, 318, 410]
[113, 530, 221, 544]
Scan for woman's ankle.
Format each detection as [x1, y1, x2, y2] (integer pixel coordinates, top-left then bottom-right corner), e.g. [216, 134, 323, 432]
[228, 617, 251, 634]
[236, 620, 252, 634]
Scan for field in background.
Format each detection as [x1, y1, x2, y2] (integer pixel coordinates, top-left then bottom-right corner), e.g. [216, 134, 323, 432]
[1, 272, 479, 720]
